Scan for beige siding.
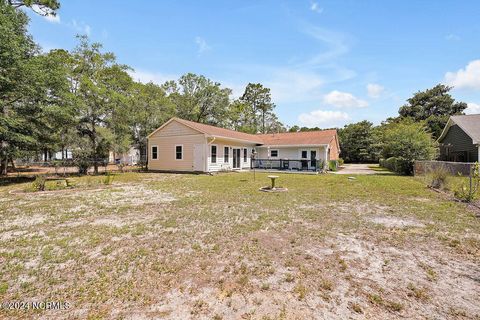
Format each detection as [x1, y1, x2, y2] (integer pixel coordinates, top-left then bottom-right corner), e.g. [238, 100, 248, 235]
[148, 121, 206, 171]
[206, 138, 255, 172]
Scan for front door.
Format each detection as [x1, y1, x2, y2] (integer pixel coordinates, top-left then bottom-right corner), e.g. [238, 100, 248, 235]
[310, 150, 317, 169]
[233, 148, 241, 169]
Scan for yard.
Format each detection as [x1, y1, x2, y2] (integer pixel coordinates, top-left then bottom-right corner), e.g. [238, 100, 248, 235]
[0, 172, 479, 319]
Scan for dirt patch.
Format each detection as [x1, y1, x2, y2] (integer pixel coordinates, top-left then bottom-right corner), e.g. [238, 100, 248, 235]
[367, 216, 426, 228]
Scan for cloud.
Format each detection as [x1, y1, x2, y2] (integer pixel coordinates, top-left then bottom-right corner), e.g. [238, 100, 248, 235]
[366, 83, 384, 98]
[445, 33, 460, 41]
[298, 110, 350, 128]
[266, 69, 324, 103]
[128, 69, 178, 85]
[195, 36, 211, 55]
[310, 2, 323, 13]
[323, 90, 368, 108]
[70, 19, 91, 36]
[445, 60, 480, 90]
[31, 4, 60, 23]
[466, 102, 480, 114]
[300, 26, 349, 66]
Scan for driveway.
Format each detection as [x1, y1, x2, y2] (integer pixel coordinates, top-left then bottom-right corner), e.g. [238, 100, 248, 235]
[332, 163, 378, 175]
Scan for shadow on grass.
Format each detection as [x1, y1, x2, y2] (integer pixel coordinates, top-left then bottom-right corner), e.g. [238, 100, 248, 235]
[0, 176, 35, 187]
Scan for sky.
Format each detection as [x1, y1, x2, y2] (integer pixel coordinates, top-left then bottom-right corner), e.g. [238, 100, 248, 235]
[26, 0, 480, 129]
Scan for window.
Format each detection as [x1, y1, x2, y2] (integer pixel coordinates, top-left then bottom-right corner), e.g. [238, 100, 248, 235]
[211, 145, 217, 163]
[243, 148, 247, 162]
[151, 146, 158, 160]
[270, 150, 279, 157]
[224, 146, 229, 163]
[301, 150, 308, 159]
[175, 145, 183, 160]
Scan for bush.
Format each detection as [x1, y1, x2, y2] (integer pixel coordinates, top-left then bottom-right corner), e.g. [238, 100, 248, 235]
[328, 160, 338, 171]
[454, 162, 480, 202]
[75, 158, 90, 175]
[426, 165, 449, 189]
[338, 158, 345, 166]
[31, 176, 46, 192]
[380, 157, 412, 175]
[103, 172, 114, 185]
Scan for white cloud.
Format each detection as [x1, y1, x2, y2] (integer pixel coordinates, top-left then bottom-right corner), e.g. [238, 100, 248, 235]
[445, 33, 460, 41]
[445, 60, 480, 90]
[323, 90, 368, 108]
[71, 19, 91, 36]
[128, 69, 178, 85]
[466, 102, 480, 114]
[44, 14, 60, 23]
[366, 83, 384, 98]
[298, 110, 350, 128]
[301, 26, 349, 65]
[266, 69, 324, 103]
[195, 36, 211, 55]
[310, 2, 323, 13]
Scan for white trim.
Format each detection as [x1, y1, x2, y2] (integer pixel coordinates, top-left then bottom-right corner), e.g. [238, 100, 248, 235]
[174, 144, 183, 160]
[223, 145, 230, 163]
[210, 144, 218, 164]
[151, 145, 158, 160]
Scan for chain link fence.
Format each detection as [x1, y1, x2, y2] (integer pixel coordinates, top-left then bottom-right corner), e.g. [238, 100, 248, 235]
[414, 160, 474, 176]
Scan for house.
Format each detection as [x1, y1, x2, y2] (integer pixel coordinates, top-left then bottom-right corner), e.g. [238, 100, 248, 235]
[255, 130, 340, 171]
[147, 117, 340, 173]
[437, 114, 480, 162]
[108, 147, 141, 165]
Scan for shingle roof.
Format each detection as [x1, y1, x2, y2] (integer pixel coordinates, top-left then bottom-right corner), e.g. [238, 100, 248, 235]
[173, 118, 264, 143]
[149, 117, 339, 147]
[256, 130, 338, 146]
[449, 114, 480, 144]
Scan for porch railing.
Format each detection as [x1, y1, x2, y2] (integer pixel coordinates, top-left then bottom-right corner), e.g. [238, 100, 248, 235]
[251, 159, 324, 172]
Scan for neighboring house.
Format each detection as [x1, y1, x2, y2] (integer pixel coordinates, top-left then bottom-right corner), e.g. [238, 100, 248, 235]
[147, 117, 340, 173]
[437, 114, 480, 162]
[109, 147, 141, 165]
[41, 149, 73, 161]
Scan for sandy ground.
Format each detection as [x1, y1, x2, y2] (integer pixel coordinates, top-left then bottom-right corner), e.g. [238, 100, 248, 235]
[0, 172, 479, 319]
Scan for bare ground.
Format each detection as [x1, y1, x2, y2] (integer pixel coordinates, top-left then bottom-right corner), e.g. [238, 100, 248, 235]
[0, 172, 479, 319]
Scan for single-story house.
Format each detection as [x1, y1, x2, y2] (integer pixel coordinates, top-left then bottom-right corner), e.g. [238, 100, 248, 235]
[437, 114, 480, 162]
[109, 147, 141, 165]
[147, 117, 340, 173]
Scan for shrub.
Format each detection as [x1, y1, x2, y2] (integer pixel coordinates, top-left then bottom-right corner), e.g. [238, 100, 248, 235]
[454, 162, 480, 202]
[426, 165, 449, 189]
[380, 157, 413, 175]
[328, 160, 338, 171]
[338, 158, 345, 166]
[31, 176, 46, 192]
[103, 172, 114, 185]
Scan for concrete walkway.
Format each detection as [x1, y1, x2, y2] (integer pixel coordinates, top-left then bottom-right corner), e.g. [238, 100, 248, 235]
[331, 163, 378, 175]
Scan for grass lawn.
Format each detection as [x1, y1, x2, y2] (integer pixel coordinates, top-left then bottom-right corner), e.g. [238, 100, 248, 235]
[0, 172, 479, 319]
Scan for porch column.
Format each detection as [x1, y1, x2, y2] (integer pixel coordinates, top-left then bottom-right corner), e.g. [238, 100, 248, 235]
[324, 146, 328, 169]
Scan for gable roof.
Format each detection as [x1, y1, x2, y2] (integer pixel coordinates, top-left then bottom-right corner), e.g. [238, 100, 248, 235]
[438, 114, 480, 144]
[148, 117, 263, 144]
[256, 130, 338, 147]
[148, 117, 340, 148]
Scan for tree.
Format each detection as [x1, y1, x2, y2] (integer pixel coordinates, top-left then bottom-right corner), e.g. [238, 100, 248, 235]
[398, 84, 467, 139]
[6, 0, 60, 15]
[338, 121, 379, 163]
[0, 1, 43, 174]
[239, 83, 275, 134]
[130, 81, 175, 160]
[165, 73, 231, 126]
[70, 36, 132, 174]
[379, 119, 437, 174]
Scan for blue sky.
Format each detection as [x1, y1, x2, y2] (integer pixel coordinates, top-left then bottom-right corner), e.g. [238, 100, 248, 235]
[27, 0, 480, 128]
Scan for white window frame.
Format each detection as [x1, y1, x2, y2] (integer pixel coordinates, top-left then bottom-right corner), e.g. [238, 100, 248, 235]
[151, 145, 158, 160]
[243, 148, 248, 162]
[211, 144, 218, 163]
[224, 146, 230, 163]
[300, 150, 308, 159]
[175, 144, 183, 160]
[270, 149, 279, 158]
